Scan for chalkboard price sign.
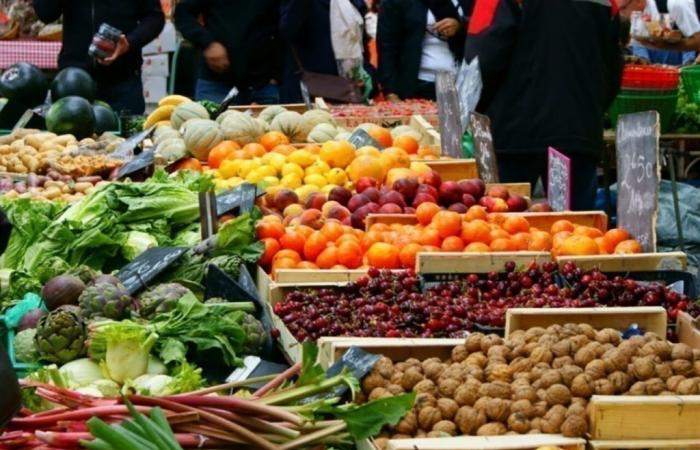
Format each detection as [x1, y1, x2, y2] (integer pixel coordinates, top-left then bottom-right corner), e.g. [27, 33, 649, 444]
[117, 246, 188, 295]
[468, 112, 498, 183]
[435, 71, 463, 158]
[216, 183, 258, 216]
[111, 126, 154, 160]
[348, 128, 383, 150]
[116, 149, 155, 180]
[547, 147, 572, 212]
[616, 111, 660, 253]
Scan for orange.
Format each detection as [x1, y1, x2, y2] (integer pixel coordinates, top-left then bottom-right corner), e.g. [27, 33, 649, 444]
[614, 239, 643, 254]
[256, 221, 285, 240]
[528, 231, 553, 251]
[316, 245, 339, 269]
[337, 240, 363, 269]
[393, 135, 420, 154]
[417, 146, 439, 158]
[366, 242, 401, 269]
[464, 205, 488, 221]
[272, 258, 298, 276]
[416, 203, 441, 226]
[303, 231, 329, 261]
[441, 236, 465, 251]
[595, 236, 611, 254]
[369, 223, 390, 233]
[557, 235, 600, 256]
[273, 249, 301, 264]
[417, 227, 442, 247]
[208, 141, 240, 168]
[272, 144, 295, 156]
[552, 231, 573, 249]
[367, 125, 393, 148]
[361, 230, 384, 251]
[486, 213, 506, 226]
[259, 238, 281, 266]
[380, 147, 411, 170]
[460, 219, 492, 244]
[320, 221, 344, 241]
[511, 232, 531, 251]
[172, 158, 203, 172]
[331, 264, 349, 270]
[502, 216, 531, 235]
[260, 131, 289, 151]
[604, 228, 631, 250]
[305, 144, 321, 155]
[432, 211, 462, 238]
[320, 140, 356, 168]
[296, 225, 314, 240]
[296, 261, 320, 269]
[399, 243, 423, 268]
[231, 149, 252, 160]
[464, 242, 491, 253]
[336, 233, 360, 246]
[490, 228, 511, 241]
[279, 230, 305, 254]
[550, 219, 575, 235]
[346, 155, 386, 183]
[490, 238, 516, 252]
[574, 226, 604, 239]
[243, 142, 266, 158]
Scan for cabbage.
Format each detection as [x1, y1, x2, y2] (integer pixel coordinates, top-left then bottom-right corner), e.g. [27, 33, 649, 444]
[59, 358, 104, 387]
[121, 231, 158, 261]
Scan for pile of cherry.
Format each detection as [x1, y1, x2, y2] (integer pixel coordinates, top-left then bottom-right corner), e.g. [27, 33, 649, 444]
[273, 262, 699, 342]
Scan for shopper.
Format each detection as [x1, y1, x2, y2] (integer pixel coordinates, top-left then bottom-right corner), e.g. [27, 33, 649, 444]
[465, 0, 623, 210]
[33, 0, 165, 115]
[378, 0, 472, 101]
[174, 0, 281, 105]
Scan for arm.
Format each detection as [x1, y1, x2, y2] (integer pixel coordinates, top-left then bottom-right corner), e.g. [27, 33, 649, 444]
[279, 0, 312, 40]
[31, 0, 63, 24]
[377, 0, 403, 98]
[125, 0, 165, 51]
[173, 0, 216, 50]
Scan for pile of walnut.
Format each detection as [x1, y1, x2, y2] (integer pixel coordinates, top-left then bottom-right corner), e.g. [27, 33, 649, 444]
[362, 323, 700, 447]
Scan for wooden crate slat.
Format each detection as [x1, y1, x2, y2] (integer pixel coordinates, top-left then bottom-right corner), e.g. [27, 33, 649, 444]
[589, 439, 700, 449]
[555, 252, 688, 272]
[422, 159, 478, 181]
[677, 311, 700, 349]
[418, 252, 549, 274]
[387, 434, 585, 450]
[317, 337, 461, 368]
[505, 307, 667, 338]
[273, 268, 368, 284]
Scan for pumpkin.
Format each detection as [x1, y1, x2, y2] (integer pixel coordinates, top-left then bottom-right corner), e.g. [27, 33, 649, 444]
[271, 111, 304, 142]
[171, 102, 209, 130]
[308, 123, 338, 143]
[156, 138, 187, 162]
[299, 109, 335, 141]
[182, 119, 222, 160]
[220, 113, 264, 144]
[258, 105, 288, 124]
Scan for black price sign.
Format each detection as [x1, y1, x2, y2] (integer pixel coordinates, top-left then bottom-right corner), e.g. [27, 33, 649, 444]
[348, 128, 383, 150]
[117, 246, 188, 295]
[116, 149, 155, 180]
[435, 71, 463, 158]
[216, 183, 258, 216]
[616, 111, 660, 253]
[111, 126, 154, 160]
[547, 147, 572, 212]
[468, 112, 498, 183]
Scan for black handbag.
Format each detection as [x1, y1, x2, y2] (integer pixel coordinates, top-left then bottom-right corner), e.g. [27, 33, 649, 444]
[291, 46, 364, 104]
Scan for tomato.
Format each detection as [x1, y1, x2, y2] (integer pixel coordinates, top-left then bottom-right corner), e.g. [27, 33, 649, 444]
[207, 141, 240, 169]
[172, 158, 202, 172]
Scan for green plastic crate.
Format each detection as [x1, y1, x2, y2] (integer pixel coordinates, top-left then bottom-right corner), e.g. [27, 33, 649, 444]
[681, 65, 700, 104]
[609, 90, 678, 132]
[0, 315, 42, 378]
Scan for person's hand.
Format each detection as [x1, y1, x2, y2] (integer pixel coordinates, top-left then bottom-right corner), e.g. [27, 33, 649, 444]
[204, 41, 230, 74]
[434, 18, 460, 38]
[98, 35, 130, 66]
[386, 93, 401, 103]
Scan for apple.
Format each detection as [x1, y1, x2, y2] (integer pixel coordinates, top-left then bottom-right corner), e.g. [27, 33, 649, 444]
[366, 202, 380, 213]
[487, 197, 509, 212]
[461, 193, 476, 208]
[347, 194, 371, 212]
[486, 185, 509, 200]
[379, 203, 403, 214]
[362, 187, 381, 203]
[529, 200, 553, 212]
[448, 203, 468, 213]
[439, 181, 463, 206]
[351, 204, 377, 229]
[354, 176, 377, 193]
[459, 178, 485, 199]
[506, 194, 529, 212]
[478, 196, 490, 208]
[328, 186, 352, 206]
[416, 184, 439, 200]
[273, 189, 299, 211]
[393, 178, 419, 202]
[321, 201, 341, 216]
[419, 170, 442, 189]
[412, 192, 437, 207]
[341, 216, 352, 226]
[326, 205, 351, 221]
[379, 190, 406, 208]
[304, 192, 327, 211]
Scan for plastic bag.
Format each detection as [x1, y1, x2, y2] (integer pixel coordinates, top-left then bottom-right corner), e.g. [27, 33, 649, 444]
[456, 57, 482, 132]
[3, 293, 44, 329]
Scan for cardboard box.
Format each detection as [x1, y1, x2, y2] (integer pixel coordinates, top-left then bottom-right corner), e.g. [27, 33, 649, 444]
[142, 53, 169, 77]
[142, 75, 167, 104]
[142, 21, 177, 55]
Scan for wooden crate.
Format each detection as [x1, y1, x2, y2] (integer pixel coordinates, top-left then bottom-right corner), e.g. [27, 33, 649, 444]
[504, 307, 668, 338]
[588, 395, 700, 440]
[421, 159, 478, 181]
[417, 251, 550, 275]
[317, 337, 462, 368]
[273, 268, 369, 284]
[333, 113, 440, 129]
[677, 311, 700, 349]
[387, 434, 585, 450]
[555, 252, 688, 272]
[589, 438, 700, 449]
[255, 265, 273, 306]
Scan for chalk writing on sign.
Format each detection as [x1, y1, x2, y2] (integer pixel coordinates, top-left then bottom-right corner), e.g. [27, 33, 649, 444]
[547, 147, 572, 212]
[436, 71, 463, 158]
[468, 112, 498, 183]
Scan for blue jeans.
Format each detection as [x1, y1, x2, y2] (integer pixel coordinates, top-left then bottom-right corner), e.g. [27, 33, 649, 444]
[97, 74, 145, 115]
[195, 79, 280, 105]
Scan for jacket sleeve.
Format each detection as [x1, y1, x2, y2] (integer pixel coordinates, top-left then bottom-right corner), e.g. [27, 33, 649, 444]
[603, 14, 623, 109]
[125, 0, 165, 50]
[464, 0, 519, 111]
[174, 0, 216, 50]
[279, 0, 312, 40]
[31, 0, 63, 24]
[377, 0, 403, 95]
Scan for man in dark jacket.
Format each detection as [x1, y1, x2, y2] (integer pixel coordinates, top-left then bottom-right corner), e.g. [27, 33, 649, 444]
[33, 0, 165, 115]
[465, 0, 623, 210]
[174, 0, 281, 105]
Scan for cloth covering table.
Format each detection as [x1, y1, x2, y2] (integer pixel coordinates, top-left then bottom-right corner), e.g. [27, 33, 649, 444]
[0, 39, 60, 69]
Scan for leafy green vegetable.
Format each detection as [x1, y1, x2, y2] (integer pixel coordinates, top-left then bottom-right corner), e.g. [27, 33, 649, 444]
[131, 362, 203, 395]
[325, 392, 416, 440]
[21, 365, 67, 412]
[122, 231, 158, 261]
[297, 342, 325, 387]
[198, 99, 220, 119]
[88, 321, 158, 383]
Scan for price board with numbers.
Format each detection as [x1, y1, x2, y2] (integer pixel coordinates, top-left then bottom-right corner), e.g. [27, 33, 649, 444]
[547, 147, 572, 212]
[117, 247, 188, 295]
[468, 112, 498, 183]
[435, 71, 463, 158]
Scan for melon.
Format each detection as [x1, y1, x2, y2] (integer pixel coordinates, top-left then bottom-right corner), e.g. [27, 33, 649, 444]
[51, 67, 96, 102]
[182, 119, 222, 160]
[220, 114, 264, 144]
[171, 102, 209, 130]
[0, 62, 49, 107]
[258, 105, 288, 124]
[154, 129, 181, 146]
[46, 96, 96, 139]
[271, 111, 304, 142]
[307, 123, 338, 143]
[299, 109, 335, 141]
[92, 102, 119, 134]
[156, 138, 187, 162]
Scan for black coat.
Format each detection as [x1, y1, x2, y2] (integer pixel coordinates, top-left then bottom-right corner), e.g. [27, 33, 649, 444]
[33, 0, 164, 82]
[464, 0, 622, 157]
[174, 0, 281, 88]
[377, 0, 470, 99]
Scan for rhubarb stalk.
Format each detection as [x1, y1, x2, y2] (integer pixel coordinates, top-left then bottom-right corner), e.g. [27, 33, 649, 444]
[253, 363, 301, 398]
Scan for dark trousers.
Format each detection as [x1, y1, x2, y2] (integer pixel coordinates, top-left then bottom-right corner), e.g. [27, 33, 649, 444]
[97, 73, 146, 116]
[497, 152, 599, 211]
[415, 80, 436, 101]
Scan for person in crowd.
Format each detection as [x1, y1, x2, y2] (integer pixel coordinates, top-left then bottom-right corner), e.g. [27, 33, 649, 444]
[377, 0, 472, 101]
[174, 0, 281, 105]
[32, 0, 164, 115]
[465, 0, 622, 211]
[279, 0, 374, 103]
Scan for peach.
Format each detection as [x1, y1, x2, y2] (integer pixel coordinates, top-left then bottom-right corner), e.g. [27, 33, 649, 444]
[273, 189, 299, 211]
[328, 186, 352, 206]
[412, 192, 437, 207]
[379, 190, 406, 208]
[304, 192, 327, 211]
[283, 203, 304, 218]
[326, 205, 351, 222]
[486, 185, 509, 200]
[529, 201, 552, 212]
[355, 176, 377, 193]
[459, 179, 485, 199]
[393, 177, 419, 202]
[321, 200, 341, 216]
[378, 203, 403, 214]
[439, 181, 463, 205]
[347, 194, 371, 212]
[362, 187, 381, 203]
[299, 208, 324, 229]
[506, 194, 529, 212]
[419, 170, 442, 189]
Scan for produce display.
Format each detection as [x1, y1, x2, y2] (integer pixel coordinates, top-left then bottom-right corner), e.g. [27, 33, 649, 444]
[0, 0, 61, 40]
[0, 173, 103, 202]
[363, 325, 700, 446]
[327, 100, 438, 121]
[273, 263, 698, 341]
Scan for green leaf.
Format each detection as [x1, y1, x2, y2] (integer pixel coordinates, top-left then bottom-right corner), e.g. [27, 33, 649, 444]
[330, 392, 416, 441]
[157, 338, 187, 365]
[296, 342, 325, 387]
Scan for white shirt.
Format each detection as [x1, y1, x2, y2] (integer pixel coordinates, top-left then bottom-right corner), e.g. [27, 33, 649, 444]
[668, 0, 700, 36]
[645, 0, 661, 21]
[418, 11, 457, 82]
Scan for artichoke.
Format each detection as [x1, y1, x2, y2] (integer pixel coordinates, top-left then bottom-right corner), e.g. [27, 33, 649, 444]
[239, 312, 265, 355]
[35, 306, 86, 363]
[66, 265, 98, 284]
[78, 282, 132, 320]
[136, 283, 192, 319]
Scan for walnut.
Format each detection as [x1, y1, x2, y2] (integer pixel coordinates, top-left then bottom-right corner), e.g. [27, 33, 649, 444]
[438, 378, 461, 398]
[437, 398, 459, 420]
[530, 417, 542, 431]
[547, 324, 564, 335]
[432, 420, 457, 436]
[413, 379, 437, 396]
[374, 436, 390, 450]
[418, 406, 442, 430]
[477, 422, 507, 436]
[541, 406, 566, 433]
[672, 343, 694, 361]
[394, 411, 417, 434]
[474, 396, 491, 414]
[644, 331, 662, 342]
[390, 372, 404, 385]
[487, 363, 512, 382]
[387, 384, 405, 395]
[524, 327, 547, 342]
[533, 401, 548, 418]
[513, 384, 537, 402]
[603, 349, 629, 373]
[369, 387, 392, 400]
[595, 328, 621, 345]
[571, 374, 595, 398]
[660, 390, 676, 396]
[511, 399, 534, 418]
[677, 378, 700, 395]
[574, 345, 598, 367]
[507, 412, 530, 433]
[455, 406, 486, 434]
[531, 363, 552, 380]
[534, 369, 563, 389]
[552, 339, 575, 357]
[585, 359, 607, 380]
[694, 349, 700, 360]
[594, 379, 615, 395]
[362, 373, 387, 393]
[571, 397, 587, 407]
[530, 347, 554, 364]
[608, 371, 632, 394]
[553, 356, 575, 369]
[561, 414, 588, 437]
[641, 341, 672, 360]
[487, 345, 511, 361]
[545, 384, 572, 406]
[632, 356, 656, 380]
[405, 358, 421, 367]
[415, 430, 427, 438]
[655, 362, 674, 380]
[566, 403, 586, 418]
[449, 344, 468, 363]
[480, 334, 504, 353]
[561, 365, 584, 387]
[570, 333, 591, 349]
[537, 388, 547, 401]
[513, 372, 532, 383]
[667, 375, 685, 392]
[374, 357, 394, 378]
[629, 381, 647, 395]
[441, 364, 465, 382]
[694, 361, 700, 377]
[510, 356, 534, 374]
[466, 352, 488, 368]
[479, 381, 512, 400]
[645, 378, 666, 395]
[465, 365, 485, 382]
[485, 398, 511, 422]
[454, 383, 478, 406]
[399, 367, 424, 391]
[415, 393, 437, 410]
[423, 361, 445, 381]
[672, 359, 695, 377]
[465, 333, 484, 353]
